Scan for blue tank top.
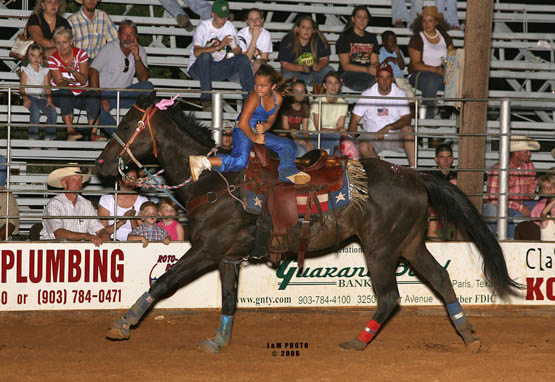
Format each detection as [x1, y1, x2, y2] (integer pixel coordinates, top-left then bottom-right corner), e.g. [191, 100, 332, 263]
[238, 92, 278, 129]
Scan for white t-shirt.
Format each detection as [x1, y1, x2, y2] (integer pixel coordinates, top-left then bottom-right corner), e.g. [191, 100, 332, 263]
[308, 97, 348, 131]
[22, 64, 49, 97]
[188, 18, 238, 70]
[420, 31, 447, 67]
[98, 194, 148, 241]
[237, 26, 273, 58]
[91, 40, 148, 90]
[352, 83, 410, 133]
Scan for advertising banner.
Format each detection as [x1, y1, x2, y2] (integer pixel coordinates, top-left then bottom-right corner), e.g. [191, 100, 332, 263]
[0, 242, 553, 311]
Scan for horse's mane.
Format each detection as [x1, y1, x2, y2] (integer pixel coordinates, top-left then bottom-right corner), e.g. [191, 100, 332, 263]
[135, 92, 215, 148]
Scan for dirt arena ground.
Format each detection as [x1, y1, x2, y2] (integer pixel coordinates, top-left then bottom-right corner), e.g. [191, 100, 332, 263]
[0, 307, 553, 382]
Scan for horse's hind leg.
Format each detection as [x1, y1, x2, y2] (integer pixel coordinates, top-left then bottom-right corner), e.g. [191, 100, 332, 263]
[404, 243, 481, 352]
[340, 255, 400, 351]
[200, 260, 240, 354]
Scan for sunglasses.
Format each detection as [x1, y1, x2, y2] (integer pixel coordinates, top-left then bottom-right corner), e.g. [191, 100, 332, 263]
[123, 58, 129, 73]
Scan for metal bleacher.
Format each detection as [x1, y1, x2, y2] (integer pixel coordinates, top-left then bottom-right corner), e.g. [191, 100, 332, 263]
[1, 0, 555, 234]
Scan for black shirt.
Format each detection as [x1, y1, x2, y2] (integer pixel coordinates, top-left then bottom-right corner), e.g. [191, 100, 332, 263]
[278, 32, 330, 66]
[336, 29, 379, 74]
[27, 12, 71, 41]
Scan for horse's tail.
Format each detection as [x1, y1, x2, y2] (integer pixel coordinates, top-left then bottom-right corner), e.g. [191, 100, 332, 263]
[419, 173, 523, 297]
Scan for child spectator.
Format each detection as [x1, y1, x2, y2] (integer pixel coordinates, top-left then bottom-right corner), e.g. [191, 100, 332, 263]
[237, 8, 273, 73]
[379, 30, 414, 101]
[308, 71, 348, 155]
[280, 79, 312, 156]
[531, 174, 555, 226]
[540, 198, 555, 241]
[20, 43, 57, 141]
[128, 201, 170, 247]
[157, 198, 185, 241]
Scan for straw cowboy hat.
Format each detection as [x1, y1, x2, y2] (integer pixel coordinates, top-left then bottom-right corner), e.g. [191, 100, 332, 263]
[421, 6, 444, 19]
[509, 135, 540, 152]
[47, 166, 91, 188]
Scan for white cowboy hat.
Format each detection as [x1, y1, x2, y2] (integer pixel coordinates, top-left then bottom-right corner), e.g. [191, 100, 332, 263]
[509, 135, 540, 152]
[47, 166, 91, 188]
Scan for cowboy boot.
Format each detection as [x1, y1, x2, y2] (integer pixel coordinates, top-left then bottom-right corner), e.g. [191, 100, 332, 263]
[189, 156, 212, 182]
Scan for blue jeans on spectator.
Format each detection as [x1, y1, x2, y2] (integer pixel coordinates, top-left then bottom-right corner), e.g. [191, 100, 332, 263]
[0, 155, 6, 187]
[27, 96, 57, 140]
[341, 71, 376, 92]
[52, 89, 100, 139]
[482, 200, 537, 239]
[409, 71, 444, 119]
[280, 65, 335, 87]
[392, 0, 460, 28]
[294, 132, 341, 157]
[189, 53, 254, 102]
[159, 0, 212, 19]
[98, 81, 154, 136]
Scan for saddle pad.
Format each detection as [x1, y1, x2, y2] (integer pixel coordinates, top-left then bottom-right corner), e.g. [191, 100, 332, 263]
[242, 169, 352, 216]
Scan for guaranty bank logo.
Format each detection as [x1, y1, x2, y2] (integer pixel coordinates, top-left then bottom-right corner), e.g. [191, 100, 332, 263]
[276, 259, 451, 290]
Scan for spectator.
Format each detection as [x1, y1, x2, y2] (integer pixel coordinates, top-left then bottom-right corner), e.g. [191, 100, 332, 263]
[392, 0, 461, 30]
[349, 63, 415, 168]
[540, 198, 555, 241]
[483, 136, 539, 239]
[20, 43, 57, 141]
[220, 121, 234, 151]
[427, 143, 457, 239]
[68, 0, 117, 61]
[336, 6, 379, 92]
[27, 0, 71, 58]
[49, 26, 100, 141]
[308, 71, 348, 155]
[530, 174, 555, 226]
[188, 0, 254, 112]
[157, 198, 185, 241]
[98, 167, 148, 241]
[90, 20, 154, 139]
[159, 0, 212, 32]
[237, 8, 272, 73]
[379, 30, 415, 103]
[40, 166, 109, 246]
[0, 186, 19, 241]
[128, 201, 171, 247]
[407, 6, 454, 120]
[278, 15, 333, 87]
[280, 79, 312, 156]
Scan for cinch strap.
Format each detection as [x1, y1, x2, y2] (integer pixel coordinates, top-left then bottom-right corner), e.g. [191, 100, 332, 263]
[357, 319, 381, 343]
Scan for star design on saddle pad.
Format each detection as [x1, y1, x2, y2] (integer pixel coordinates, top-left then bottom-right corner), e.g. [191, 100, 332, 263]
[335, 192, 346, 203]
[253, 196, 262, 208]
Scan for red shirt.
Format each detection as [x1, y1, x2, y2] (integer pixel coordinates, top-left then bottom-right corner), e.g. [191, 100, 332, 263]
[486, 160, 536, 211]
[48, 46, 89, 95]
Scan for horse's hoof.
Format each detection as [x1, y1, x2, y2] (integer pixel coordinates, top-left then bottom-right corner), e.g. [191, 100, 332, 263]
[339, 338, 367, 351]
[466, 339, 481, 353]
[106, 326, 130, 341]
[199, 338, 221, 354]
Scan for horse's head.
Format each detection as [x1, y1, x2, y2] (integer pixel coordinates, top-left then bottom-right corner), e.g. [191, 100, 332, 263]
[96, 91, 158, 177]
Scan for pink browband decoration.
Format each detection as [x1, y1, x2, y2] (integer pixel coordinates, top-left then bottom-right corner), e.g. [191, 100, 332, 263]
[155, 94, 179, 110]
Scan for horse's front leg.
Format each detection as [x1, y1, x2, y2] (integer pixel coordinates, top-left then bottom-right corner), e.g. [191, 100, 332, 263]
[106, 245, 219, 340]
[200, 260, 240, 354]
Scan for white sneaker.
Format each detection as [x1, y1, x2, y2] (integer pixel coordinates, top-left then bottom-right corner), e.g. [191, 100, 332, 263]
[286, 171, 311, 185]
[189, 156, 211, 182]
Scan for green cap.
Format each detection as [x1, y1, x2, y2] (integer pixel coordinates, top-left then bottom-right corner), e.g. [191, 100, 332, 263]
[212, 0, 230, 18]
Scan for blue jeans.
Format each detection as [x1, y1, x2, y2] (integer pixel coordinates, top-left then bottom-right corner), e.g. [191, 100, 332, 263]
[392, 0, 460, 28]
[482, 200, 537, 239]
[0, 155, 6, 187]
[215, 127, 301, 183]
[52, 89, 100, 139]
[189, 53, 254, 102]
[409, 71, 444, 119]
[341, 71, 376, 92]
[27, 96, 57, 140]
[159, 0, 212, 19]
[98, 81, 154, 136]
[280, 65, 334, 86]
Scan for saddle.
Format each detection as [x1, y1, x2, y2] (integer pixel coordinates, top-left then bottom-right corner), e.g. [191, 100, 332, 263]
[244, 144, 346, 268]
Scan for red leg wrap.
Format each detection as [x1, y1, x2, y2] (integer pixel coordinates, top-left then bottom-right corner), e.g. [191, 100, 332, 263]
[357, 319, 381, 344]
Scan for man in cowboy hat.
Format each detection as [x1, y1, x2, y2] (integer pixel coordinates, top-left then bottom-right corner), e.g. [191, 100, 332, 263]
[483, 135, 540, 238]
[40, 166, 109, 246]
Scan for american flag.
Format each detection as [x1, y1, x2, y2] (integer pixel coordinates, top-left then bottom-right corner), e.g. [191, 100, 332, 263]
[377, 107, 389, 116]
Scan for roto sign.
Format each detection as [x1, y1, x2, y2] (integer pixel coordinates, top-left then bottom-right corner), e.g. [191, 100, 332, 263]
[525, 248, 554, 301]
[1, 249, 124, 283]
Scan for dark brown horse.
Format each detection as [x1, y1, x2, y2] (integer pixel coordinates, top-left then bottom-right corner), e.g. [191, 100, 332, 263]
[96, 93, 520, 353]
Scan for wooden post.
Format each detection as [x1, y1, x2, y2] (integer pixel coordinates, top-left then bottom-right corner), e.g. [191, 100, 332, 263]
[458, 0, 494, 212]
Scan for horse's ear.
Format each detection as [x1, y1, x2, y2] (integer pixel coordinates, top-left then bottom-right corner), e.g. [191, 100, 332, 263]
[136, 91, 157, 108]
